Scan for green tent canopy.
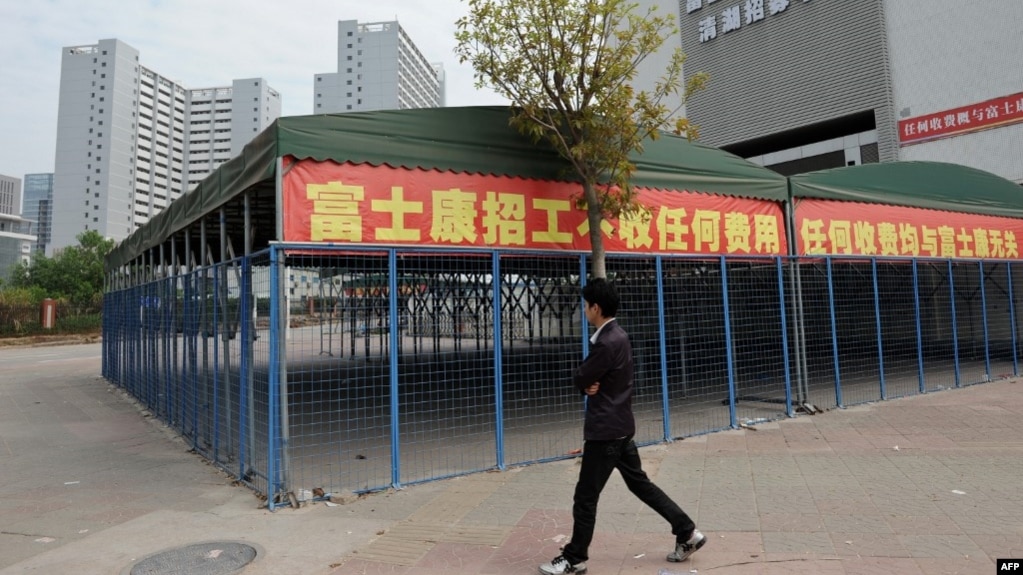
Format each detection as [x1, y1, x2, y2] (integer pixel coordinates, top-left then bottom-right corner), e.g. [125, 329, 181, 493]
[790, 161, 1023, 218]
[107, 106, 789, 271]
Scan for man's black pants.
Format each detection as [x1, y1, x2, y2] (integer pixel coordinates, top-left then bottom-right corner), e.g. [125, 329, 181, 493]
[561, 436, 695, 564]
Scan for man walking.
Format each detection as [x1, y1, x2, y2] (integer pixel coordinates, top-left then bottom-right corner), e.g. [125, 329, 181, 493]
[539, 278, 706, 575]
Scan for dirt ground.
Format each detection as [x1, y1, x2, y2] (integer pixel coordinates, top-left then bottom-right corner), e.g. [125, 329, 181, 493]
[0, 332, 101, 347]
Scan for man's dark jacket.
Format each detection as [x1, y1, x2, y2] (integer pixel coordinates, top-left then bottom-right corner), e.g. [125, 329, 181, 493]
[573, 319, 636, 441]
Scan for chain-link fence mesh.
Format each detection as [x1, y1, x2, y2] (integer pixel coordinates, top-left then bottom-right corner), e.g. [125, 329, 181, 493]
[103, 247, 1021, 505]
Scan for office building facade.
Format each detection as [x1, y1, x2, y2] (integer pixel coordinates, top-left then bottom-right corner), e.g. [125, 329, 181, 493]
[23, 173, 53, 255]
[0, 175, 35, 283]
[633, 0, 1022, 182]
[314, 20, 444, 113]
[51, 39, 280, 255]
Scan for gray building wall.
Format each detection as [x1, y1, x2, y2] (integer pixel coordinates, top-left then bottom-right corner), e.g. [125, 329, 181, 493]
[0, 174, 19, 216]
[134, 68, 186, 225]
[633, 1, 1021, 182]
[886, 0, 1023, 183]
[53, 39, 148, 254]
[677, 0, 898, 164]
[630, 0, 688, 121]
[229, 78, 281, 157]
[314, 20, 443, 113]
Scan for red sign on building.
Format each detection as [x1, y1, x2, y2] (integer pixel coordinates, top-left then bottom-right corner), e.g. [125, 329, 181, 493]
[898, 92, 1023, 146]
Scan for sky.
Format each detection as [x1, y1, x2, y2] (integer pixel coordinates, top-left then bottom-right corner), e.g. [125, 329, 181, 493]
[0, 0, 509, 180]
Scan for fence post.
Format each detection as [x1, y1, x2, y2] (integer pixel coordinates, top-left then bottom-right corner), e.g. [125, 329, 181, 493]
[655, 256, 671, 440]
[948, 260, 961, 388]
[912, 260, 926, 394]
[872, 258, 887, 400]
[719, 256, 737, 429]
[388, 249, 403, 489]
[267, 245, 282, 509]
[239, 255, 251, 481]
[825, 257, 843, 408]
[1009, 262, 1019, 376]
[776, 257, 794, 417]
[979, 260, 991, 382]
[492, 251, 506, 469]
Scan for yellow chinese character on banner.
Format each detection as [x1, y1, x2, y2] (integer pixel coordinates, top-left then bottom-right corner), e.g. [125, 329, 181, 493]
[990, 229, 1005, 258]
[754, 214, 780, 254]
[854, 221, 877, 255]
[482, 192, 526, 246]
[430, 188, 478, 244]
[692, 209, 721, 253]
[724, 212, 751, 253]
[921, 225, 937, 256]
[956, 228, 974, 257]
[306, 181, 364, 242]
[1006, 231, 1019, 258]
[618, 209, 654, 250]
[576, 218, 615, 241]
[937, 226, 956, 257]
[532, 199, 572, 244]
[900, 223, 920, 256]
[973, 228, 991, 258]
[657, 207, 690, 251]
[371, 186, 423, 242]
[877, 222, 898, 255]
[828, 220, 852, 254]
[801, 218, 827, 254]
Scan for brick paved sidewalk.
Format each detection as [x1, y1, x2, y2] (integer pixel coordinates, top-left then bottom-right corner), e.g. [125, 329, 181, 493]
[2, 342, 1020, 575]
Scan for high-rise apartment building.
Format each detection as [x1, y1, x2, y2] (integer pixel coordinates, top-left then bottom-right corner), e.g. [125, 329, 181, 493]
[0, 174, 35, 283]
[23, 173, 53, 255]
[51, 39, 281, 255]
[314, 20, 444, 113]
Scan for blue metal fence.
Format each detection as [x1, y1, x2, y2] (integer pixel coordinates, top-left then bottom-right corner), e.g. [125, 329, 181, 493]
[102, 245, 1020, 508]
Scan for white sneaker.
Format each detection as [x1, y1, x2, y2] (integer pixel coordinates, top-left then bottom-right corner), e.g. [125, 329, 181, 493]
[666, 529, 706, 562]
[538, 554, 587, 574]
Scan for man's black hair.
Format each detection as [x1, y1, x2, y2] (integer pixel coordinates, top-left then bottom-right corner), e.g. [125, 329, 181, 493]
[581, 277, 620, 318]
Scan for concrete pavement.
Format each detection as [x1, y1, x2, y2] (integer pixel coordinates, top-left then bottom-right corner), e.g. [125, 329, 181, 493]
[1, 341, 1021, 574]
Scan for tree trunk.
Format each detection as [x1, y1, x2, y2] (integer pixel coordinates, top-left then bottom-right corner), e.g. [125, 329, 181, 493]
[583, 181, 606, 279]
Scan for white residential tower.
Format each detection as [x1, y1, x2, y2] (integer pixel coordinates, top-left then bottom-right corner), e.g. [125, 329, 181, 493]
[51, 39, 281, 254]
[314, 20, 444, 113]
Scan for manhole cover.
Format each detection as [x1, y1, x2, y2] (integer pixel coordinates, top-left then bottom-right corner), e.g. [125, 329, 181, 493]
[129, 542, 257, 575]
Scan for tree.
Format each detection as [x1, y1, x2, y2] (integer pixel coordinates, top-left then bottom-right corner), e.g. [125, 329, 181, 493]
[456, 0, 708, 278]
[7, 230, 115, 306]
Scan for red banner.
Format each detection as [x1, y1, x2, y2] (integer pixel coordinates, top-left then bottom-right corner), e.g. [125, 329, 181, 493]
[282, 159, 787, 256]
[898, 92, 1023, 145]
[796, 198, 1022, 259]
